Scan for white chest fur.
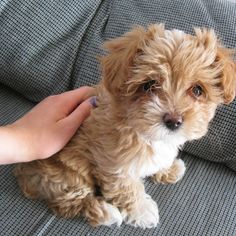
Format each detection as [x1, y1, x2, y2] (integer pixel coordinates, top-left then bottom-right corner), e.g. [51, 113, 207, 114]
[128, 140, 179, 179]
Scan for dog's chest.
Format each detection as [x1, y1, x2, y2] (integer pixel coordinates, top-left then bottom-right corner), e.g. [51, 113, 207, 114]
[128, 140, 178, 178]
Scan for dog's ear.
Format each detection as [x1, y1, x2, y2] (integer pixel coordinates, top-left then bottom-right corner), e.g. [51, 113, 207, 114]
[194, 28, 236, 104]
[100, 26, 146, 97]
[100, 24, 165, 97]
[216, 47, 236, 104]
[194, 28, 218, 50]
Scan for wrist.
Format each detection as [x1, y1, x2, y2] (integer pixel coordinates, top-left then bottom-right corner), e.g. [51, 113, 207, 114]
[0, 124, 32, 164]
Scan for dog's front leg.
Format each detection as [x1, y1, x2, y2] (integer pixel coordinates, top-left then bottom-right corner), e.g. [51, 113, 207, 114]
[100, 175, 159, 228]
[152, 159, 186, 184]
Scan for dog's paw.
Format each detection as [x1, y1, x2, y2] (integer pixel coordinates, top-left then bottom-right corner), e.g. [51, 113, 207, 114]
[122, 194, 159, 229]
[100, 202, 123, 227]
[152, 159, 186, 184]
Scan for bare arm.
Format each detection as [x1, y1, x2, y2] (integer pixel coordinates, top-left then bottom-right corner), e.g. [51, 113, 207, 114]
[0, 87, 96, 164]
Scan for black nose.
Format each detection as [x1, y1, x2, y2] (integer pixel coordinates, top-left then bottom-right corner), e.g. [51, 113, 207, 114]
[163, 113, 183, 131]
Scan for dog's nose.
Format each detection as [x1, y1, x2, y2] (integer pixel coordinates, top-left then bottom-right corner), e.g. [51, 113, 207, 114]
[163, 113, 183, 131]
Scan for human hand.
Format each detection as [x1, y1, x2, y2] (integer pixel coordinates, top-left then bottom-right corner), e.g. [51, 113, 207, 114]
[0, 86, 96, 164]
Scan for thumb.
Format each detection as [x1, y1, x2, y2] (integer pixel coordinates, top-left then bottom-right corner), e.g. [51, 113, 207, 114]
[71, 98, 94, 125]
[60, 97, 95, 133]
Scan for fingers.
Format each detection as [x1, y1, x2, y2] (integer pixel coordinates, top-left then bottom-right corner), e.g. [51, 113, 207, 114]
[56, 86, 96, 116]
[59, 86, 95, 108]
[59, 97, 95, 134]
[72, 98, 94, 125]
[65, 86, 96, 99]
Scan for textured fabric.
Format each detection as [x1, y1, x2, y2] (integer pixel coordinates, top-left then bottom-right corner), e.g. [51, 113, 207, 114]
[0, 0, 102, 102]
[184, 101, 236, 171]
[0, 85, 34, 125]
[1, 153, 236, 236]
[1, 0, 236, 236]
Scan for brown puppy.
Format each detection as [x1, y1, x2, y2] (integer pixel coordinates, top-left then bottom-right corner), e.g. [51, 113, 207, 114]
[15, 24, 236, 228]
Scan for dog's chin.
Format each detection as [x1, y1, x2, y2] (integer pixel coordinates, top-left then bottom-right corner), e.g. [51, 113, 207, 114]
[140, 125, 188, 148]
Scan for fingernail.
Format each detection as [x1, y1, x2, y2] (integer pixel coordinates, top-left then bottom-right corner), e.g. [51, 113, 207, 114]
[90, 96, 97, 108]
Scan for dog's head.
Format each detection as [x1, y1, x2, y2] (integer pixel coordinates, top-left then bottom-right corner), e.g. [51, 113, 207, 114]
[100, 24, 236, 144]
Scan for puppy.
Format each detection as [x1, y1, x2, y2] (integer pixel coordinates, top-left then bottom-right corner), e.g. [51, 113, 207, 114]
[15, 24, 236, 228]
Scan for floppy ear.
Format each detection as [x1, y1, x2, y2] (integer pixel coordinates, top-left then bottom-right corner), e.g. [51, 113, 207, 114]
[195, 28, 236, 104]
[100, 26, 146, 97]
[100, 24, 165, 97]
[216, 47, 236, 104]
[194, 28, 218, 50]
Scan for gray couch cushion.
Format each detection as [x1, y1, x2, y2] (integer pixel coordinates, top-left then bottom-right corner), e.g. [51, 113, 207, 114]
[1, 152, 236, 235]
[0, 0, 103, 102]
[184, 101, 236, 171]
[0, 85, 34, 125]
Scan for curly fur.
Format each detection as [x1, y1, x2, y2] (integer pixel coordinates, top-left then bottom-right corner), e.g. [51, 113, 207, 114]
[15, 24, 236, 228]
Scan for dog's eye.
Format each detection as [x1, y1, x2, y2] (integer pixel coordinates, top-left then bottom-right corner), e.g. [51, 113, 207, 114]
[192, 85, 203, 97]
[190, 84, 204, 99]
[143, 80, 157, 92]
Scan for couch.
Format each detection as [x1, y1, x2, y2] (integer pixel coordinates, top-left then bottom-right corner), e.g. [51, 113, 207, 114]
[1, 0, 236, 235]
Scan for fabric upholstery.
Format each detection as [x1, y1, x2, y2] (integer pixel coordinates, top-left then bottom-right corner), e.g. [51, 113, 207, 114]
[0, 85, 34, 125]
[0, 0, 103, 101]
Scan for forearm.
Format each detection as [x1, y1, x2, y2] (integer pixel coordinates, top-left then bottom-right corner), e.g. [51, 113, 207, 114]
[0, 125, 30, 164]
[0, 87, 95, 165]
